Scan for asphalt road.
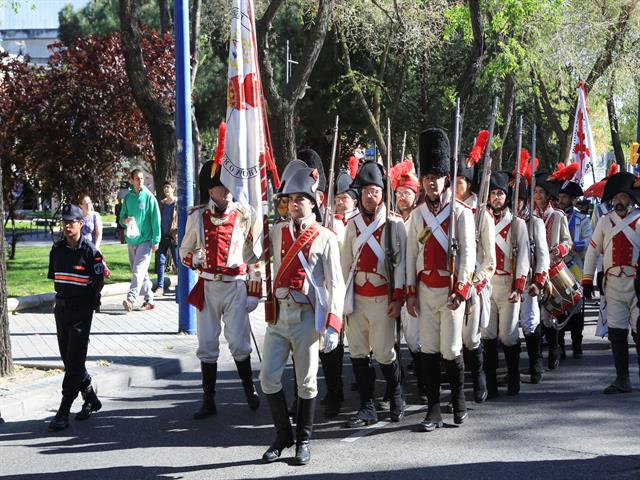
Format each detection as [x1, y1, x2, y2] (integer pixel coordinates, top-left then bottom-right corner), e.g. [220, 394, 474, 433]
[2, 328, 640, 480]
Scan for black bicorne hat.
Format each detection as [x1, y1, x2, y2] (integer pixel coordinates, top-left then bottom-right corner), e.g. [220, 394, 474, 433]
[350, 160, 385, 190]
[489, 171, 510, 196]
[602, 172, 640, 204]
[535, 172, 562, 200]
[559, 181, 584, 198]
[199, 161, 224, 204]
[336, 169, 358, 199]
[298, 149, 326, 193]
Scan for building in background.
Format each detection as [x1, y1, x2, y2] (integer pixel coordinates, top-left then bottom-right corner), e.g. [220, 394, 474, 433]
[0, 0, 89, 64]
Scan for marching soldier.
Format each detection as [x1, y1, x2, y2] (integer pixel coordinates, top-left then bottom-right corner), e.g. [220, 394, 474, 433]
[406, 129, 475, 431]
[342, 160, 407, 427]
[583, 172, 640, 394]
[260, 166, 344, 465]
[515, 181, 550, 384]
[47, 204, 105, 431]
[390, 161, 425, 402]
[533, 171, 572, 369]
[180, 160, 262, 420]
[557, 181, 592, 359]
[455, 154, 495, 403]
[482, 171, 529, 397]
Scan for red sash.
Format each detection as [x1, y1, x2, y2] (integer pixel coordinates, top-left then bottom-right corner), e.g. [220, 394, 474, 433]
[187, 277, 206, 311]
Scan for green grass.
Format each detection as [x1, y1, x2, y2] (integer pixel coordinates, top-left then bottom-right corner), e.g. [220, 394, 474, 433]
[6, 244, 156, 297]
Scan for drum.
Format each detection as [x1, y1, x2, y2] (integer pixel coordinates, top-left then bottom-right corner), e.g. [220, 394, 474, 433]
[541, 261, 583, 326]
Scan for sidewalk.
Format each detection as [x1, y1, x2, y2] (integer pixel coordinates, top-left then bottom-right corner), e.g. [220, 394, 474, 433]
[1, 291, 267, 420]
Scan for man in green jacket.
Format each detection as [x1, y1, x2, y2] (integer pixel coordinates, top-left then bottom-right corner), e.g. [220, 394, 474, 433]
[120, 169, 161, 311]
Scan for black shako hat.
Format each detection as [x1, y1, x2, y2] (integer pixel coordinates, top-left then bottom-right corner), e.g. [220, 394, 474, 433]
[336, 169, 358, 200]
[602, 172, 640, 204]
[199, 160, 224, 204]
[350, 160, 385, 190]
[298, 149, 326, 193]
[419, 128, 450, 176]
[559, 181, 584, 198]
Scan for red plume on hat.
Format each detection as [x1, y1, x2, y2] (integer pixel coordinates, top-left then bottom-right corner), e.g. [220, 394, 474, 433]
[549, 162, 579, 182]
[348, 155, 359, 179]
[211, 121, 227, 177]
[513, 148, 530, 179]
[608, 163, 620, 177]
[389, 160, 416, 190]
[584, 164, 621, 199]
[466, 130, 489, 167]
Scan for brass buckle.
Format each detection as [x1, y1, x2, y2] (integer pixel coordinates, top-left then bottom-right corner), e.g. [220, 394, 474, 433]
[213, 274, 223, 281]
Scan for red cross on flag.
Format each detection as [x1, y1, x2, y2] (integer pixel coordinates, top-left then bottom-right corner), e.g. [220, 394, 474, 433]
[568, 84, 596, 187]
[222, 0, 273, 259]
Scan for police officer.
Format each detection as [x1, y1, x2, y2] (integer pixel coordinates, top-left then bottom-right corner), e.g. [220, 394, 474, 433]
[260, 166, 344, 465]
[180, 160, 262, 419]
[557, 181, 592, 359]
[47, 204, 105, 431]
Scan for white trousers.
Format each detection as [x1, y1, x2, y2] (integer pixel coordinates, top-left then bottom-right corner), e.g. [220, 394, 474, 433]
[519, 292, 541, 335]
[401, 305, 420, 353]
[483, 275, 521, 346]
[196, 280, 251, 363]
[462, 287, 491, 350]
[604, 275, 639, 332]
[346, 294, 397, 364]
[260, 302, 319, 399]
[418, 284, 464, 360]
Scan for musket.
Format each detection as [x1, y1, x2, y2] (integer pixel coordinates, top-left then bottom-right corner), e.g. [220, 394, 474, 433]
[448, 98, 461, 294]
[511, 116, 524, 292]
[529, 125, 537, 271]
[323, 115, 339, 228]
[385, 119, 400, 347]
[400, 131, 407, 163]
[474, 96, 499, 241]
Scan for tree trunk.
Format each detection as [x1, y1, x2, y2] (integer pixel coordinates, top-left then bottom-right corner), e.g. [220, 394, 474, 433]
[607, 87, 626, 169]
[190, 0, 203, 167]
[119, 0, 177, 197]
[0, 161, 14, 377]
[495, 73, 516, 170]
[158, 0, 173, 34]
[257, 0, 335, 171]
[456, 0, 485, 121]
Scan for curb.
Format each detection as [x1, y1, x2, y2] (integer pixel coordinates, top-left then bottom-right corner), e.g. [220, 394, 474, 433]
[7, 275, 178, 313]
[0, 349, 200, 420]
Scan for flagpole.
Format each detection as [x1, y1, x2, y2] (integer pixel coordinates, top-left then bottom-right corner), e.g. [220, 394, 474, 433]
[175, 0, 196, 334]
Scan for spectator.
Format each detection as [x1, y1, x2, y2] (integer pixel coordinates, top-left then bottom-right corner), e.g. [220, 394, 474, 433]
[120, 169, 160, 311]
[79, 194, 103, 250]
[156, 180, 179, 296]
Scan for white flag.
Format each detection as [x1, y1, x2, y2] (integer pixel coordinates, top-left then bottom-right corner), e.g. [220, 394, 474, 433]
[223, 0, 266, 257]
[568, 84, 597, 187]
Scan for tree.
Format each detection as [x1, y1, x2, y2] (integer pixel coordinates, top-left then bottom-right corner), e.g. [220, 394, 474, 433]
[256, 0, 335, 172]
[0, 161, 13, 377]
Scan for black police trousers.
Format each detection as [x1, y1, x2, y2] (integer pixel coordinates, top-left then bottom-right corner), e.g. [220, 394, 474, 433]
[54, 304, 94, 400]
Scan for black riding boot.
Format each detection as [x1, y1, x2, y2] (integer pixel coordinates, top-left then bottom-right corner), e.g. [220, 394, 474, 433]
[294, 397, 316, 465]
[524, 325, 543, 384]
[193, 362, 217, 419]
[420, 353, 443, 432]
[503, 342, 521, 396]
[380, 360, 405, 422]
[444, 355, 467, 424]
[235, 357, 260, 410]
[571, 313, 584, 359]
[345, 357, 378, 427]
[76, 382, 102, 421]
[49, 396, 74, 432]
[289, 363, 298, 421]
[262, 390, 294, 463]
[465, 345, 487, 403]
[483, 339, 499, 399]
[411, 350, 428, 403]
[544, 325, 560, 370]
[604, 328, 632, 394]
[319, 344, 344, 418]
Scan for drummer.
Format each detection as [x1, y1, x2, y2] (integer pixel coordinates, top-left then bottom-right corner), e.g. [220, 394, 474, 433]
[557, 181, 592, 359]
[533, 167, 573, 370]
